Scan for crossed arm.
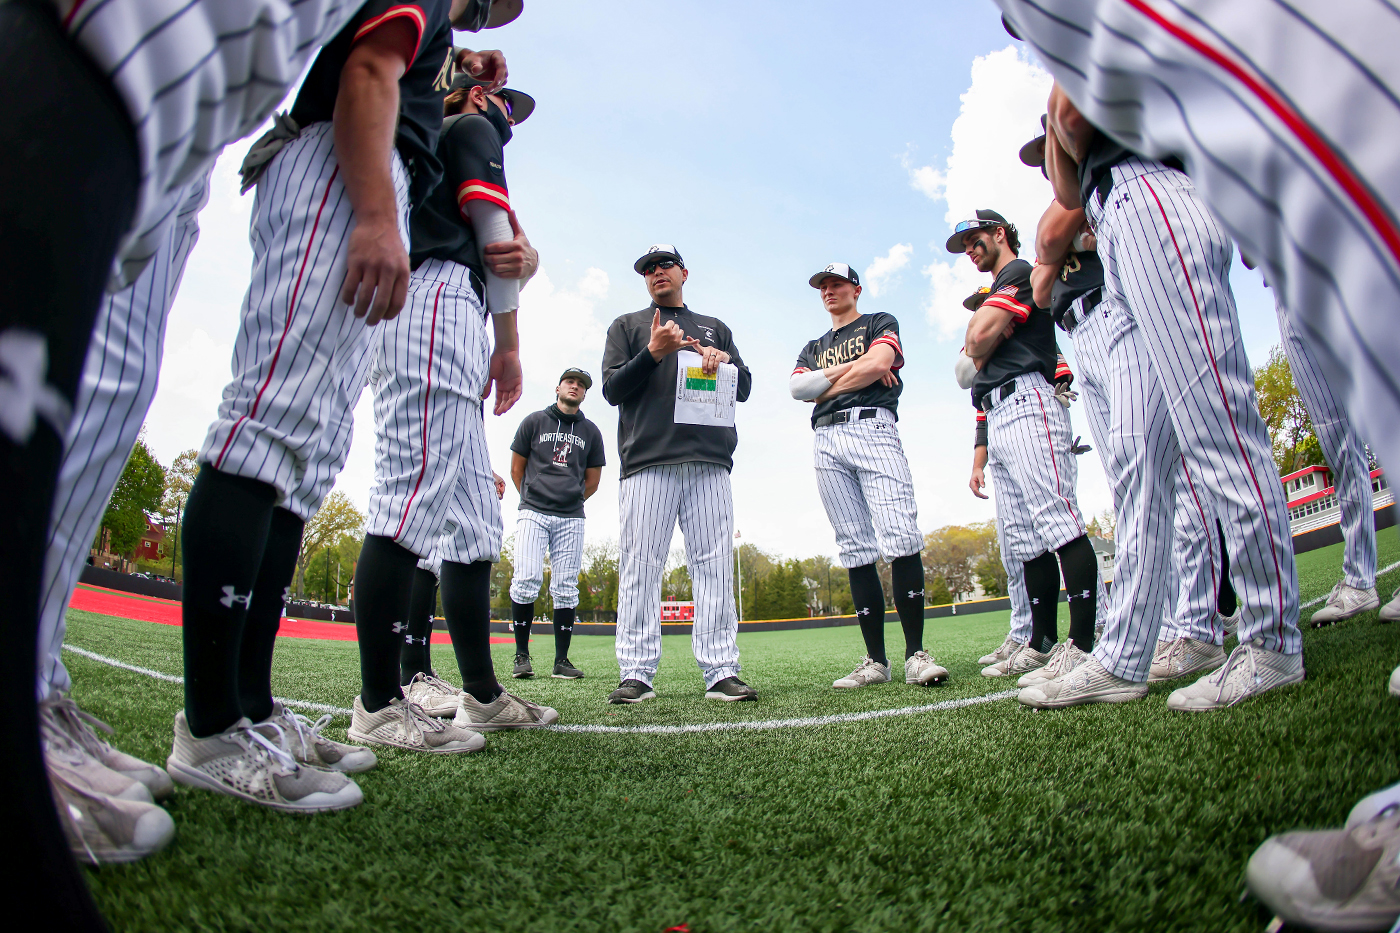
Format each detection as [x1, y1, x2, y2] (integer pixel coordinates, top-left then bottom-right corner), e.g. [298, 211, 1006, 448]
[790, 344, 899, 402]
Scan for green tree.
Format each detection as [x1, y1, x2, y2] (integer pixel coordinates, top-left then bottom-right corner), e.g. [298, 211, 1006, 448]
[1085, 508, 1116, 541]
[923, 524, 993, 602]
[492, 536, 516, 612]
[1255, 343, 1325, 475]
[972, 524, 1008, 599]
[100, 435, 166, 557]
[296, 490, 365, 597]
[926, 575, 954, 606]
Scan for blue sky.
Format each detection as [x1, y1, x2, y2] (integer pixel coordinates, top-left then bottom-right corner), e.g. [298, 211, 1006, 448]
[143, 0, 1284, 561]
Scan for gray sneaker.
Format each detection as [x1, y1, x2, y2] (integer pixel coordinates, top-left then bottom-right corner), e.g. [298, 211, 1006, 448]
[453, 690, 560, 730]
[1310, 582, 1381, 627]
[608, 680, 656, 704]
[904, 651, 949, 685]
[833, 656, 891, 689]
[1247, 808, 1400, 931]
[402, 672, 463, 717]
[256, 703, 377, 774]
[167, 711, 364, 811]
[1018, 655, 1149, 709]
[551, 658, 584, 679]
[1017, 639, 1090, 688]
[512, 654, 534, 679]
[348, 697, 486, 753]
[1147, 637, 1226, 682]
[42, 714, 152, 803]
[41, 693, 172, 800]
[1166, 640, 1304, 711]
[982, 643, 1050, 678]
[977, 635, 1021, 666]
[50, 770, 174, 865]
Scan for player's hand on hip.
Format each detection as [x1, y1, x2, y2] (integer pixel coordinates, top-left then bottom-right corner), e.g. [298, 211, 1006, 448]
[483, 211, 539, 281]
[455, 48, 507, 92]
[647, 310, 693, 361]
[698, 345, 729, 376]
[483, 346, 522, 415]
[342, 219, 410, 324]
[969, 467, 988, 499]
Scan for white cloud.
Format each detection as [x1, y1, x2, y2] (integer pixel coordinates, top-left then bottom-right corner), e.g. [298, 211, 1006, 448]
[919, 45, 1055, 337]
[863, 243, 912, 298]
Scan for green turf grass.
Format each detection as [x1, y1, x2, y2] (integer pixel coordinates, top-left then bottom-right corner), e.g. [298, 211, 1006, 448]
[63, 528, 1399, 931]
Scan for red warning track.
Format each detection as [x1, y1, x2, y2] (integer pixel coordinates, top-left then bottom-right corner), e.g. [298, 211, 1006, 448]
[69, 584, 510, 644]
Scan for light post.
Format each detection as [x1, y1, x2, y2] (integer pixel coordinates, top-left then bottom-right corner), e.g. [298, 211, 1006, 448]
[169, 497, 183, 581]
[734, 529, 743, 622]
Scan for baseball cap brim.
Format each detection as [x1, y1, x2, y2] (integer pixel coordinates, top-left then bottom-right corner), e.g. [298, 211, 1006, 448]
[634, 249, 684, 274]
[1002, 14, 1022, 40]
[485, 0, 523, 28]
[1019, 134, 1046, 168]
[963, 288, 992, 311]
[808, 270, 856, 288]
[559, 368, 592, 389]
[501, 88, 535, 125]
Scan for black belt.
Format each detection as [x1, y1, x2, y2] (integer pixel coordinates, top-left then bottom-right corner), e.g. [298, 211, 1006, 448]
[814, 408, 881, 429]
[1057, 289, 1103, 336]
[977, 381, 1017, 412]
[469, 269, 485, 304]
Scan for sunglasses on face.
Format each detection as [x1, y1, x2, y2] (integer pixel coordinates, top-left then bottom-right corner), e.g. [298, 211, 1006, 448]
[644, 260, 682, 275]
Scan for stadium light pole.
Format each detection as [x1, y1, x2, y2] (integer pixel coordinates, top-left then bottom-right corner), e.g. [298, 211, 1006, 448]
[169, 497, 182, 581]
[734, 529, 743, 622]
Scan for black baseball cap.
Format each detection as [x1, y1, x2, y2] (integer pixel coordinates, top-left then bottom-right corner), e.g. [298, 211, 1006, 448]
[452, 0, 524, 31]
[1020, 114, 1048, 169]
[450, 75, 536, 125]
[808, 262, 860, 289]
[946, 210, 1018, 253]
[1001, 14, 1022, 40]
[634, 244, 685, 274]
[559, 367, 592, 389]
[963, 286, 992, 311]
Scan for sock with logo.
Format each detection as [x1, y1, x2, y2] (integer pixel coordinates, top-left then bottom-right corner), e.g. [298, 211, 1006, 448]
[1023, 551, 1061, 655]
[511, 600, 534, 656]
[848, 562, 888, 668]
[399, 566, 439, 684]
[440, 559, 501, 704]
[353, 535, 419, 713]
[1056, 534, 1099, 651]
[553, 606, 576, 661]
[237, 507, 305, 723]
[180, 465, 277, 737]
[1215, 520, 1238, 618]
[890, 552, 926, 659]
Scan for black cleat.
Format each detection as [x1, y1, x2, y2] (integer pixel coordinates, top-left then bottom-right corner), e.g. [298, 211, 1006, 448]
[552, 658, 584, 679]
[704, 676, 757, 702]
[607, 679, 656, 704]
[512, 653, 533, 678]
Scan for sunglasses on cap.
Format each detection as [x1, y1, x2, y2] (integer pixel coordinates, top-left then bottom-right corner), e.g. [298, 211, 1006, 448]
[953, 218, 1001, 238]
[642, 260, 683, 275]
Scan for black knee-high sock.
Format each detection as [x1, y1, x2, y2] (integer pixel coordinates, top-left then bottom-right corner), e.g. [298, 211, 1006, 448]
[181, 467, 278, 736]
[1216, 520, 1238, 617]
[237, 508, 304, 723]
[1023, 551, 1061, 655]
[1056, 534, 1099, 650]
[400, 566, 439, 683]
[441, 560, 500, 703]
[511, 599, 534, 655]
[353, 535, 419, 712]
[890, 553, 926, 659]
[553, 607, 576, 661]
[848, 563, 888, 666]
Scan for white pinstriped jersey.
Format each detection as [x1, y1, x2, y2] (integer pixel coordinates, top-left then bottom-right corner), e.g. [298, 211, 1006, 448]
[57, 0, 361, 289]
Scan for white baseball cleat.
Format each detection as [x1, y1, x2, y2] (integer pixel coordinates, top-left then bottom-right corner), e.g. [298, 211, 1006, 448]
[453, 691, 560, 730]
[833, 656, 891, 689]
[904, 651, 949, 685]
[1166, 641, 1304, 711]
[255, 702, 377, 773]
[1018, 656, 1148, 708]
[1346, 781, 1400, 830]
[50, 770, 175, 865]
[981, 643, 1050, 678]
[1391, 663, 1400, 698]
[977, 635, 1021, 666]
[402, 672, 464, 718]
[349, 697, 486, 753]
[41, 693, 173, 800]
[1017, 639, 1089, 688]
[1147, 637, 1226, 683]
[1310, 582, 1380, 627]
[1218, 609, 1241, 640]
[1380, 586, 1400, 623]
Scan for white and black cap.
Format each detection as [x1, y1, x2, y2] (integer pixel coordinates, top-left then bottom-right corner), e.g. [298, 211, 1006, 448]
[634, 244, 685, 274]
[809, 262, 860, 288]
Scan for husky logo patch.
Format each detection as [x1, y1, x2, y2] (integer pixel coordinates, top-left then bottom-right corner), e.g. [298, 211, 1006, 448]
[552, 442, 572, 466]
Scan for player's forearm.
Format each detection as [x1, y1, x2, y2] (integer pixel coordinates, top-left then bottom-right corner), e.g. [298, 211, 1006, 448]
[333, 60, 403, 229]
[1036, 200, 1084, 267]
[1031, 262, 1060, 310]
[1044, 108, 1084, 210]
[510, 454, 526, 493]
[467, 200, 521, 314]
[602, 347, 659, 405]
[489, 310, 518, 355]
[972, 445, 988, 470]
[823, 357, 889, 397]
[965, 307, 1014, 358]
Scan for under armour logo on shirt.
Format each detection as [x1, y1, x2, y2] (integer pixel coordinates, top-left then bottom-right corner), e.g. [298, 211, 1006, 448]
[219, 586, 251, 608]
[0, 329, 71, 444]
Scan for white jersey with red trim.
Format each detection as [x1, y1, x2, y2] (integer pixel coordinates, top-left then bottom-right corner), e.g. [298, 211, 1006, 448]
[995, 0, 1400, 496]
[57, 0, 362, 289]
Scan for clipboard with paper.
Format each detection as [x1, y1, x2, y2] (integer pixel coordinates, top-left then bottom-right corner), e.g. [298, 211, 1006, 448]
[673, 349, 737, 427]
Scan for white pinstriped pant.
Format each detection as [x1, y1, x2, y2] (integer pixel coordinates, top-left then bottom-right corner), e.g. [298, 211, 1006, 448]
[1159, 459, 1229, 645]
[812, 408, 924, 569]
[508, 510, 586, 608]
[35, 176, 207, 701]
[615, 462, 739, 689]
[198, 121, 409, 522]
[1095, 161, 1300, 662]
[1277, 298, 1377, 590]
[994, 507, 1032, 644]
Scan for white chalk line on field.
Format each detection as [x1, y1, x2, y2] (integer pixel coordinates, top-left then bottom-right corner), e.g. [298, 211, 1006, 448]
[62, 643, 1018, 733]
[1300, 559, 1400, 609]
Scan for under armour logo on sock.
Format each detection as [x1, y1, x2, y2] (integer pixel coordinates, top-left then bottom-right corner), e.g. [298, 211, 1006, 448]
[857, 607, 871, 616]
[404, 635, 427, 646]
[559, 624, 573, 631]
[0, 329, 71, 444]
[281, 587, 291, 603]
[908, 589, 923, 599]
[392, 621, 408, 634]
[1031, 598, 1041, 605]
[219, 586, 251, 608]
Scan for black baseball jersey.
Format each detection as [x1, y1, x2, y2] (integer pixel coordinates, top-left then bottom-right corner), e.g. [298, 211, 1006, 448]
[409, 113, 507, 275]
[510, 405, 606, 518]
[793, 312, 904, 429]
[1050, 249, 1105, 329]
[289, 1, 454, 208]
[970, 258, 1057, 406]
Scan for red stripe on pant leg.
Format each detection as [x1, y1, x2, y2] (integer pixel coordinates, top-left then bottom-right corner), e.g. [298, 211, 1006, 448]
[1033, 387, 1080, 527]
[394, 281, 444, 540]
[1179, 453, 1219, 639]
[1140, 175, 1285, 638]
[215, 164, 341, 469]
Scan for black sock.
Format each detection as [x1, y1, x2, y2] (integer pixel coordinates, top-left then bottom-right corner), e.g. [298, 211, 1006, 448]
[553, 607, 576, 661]
[1056, 534, 1099, 651]
[1216, 520, 1238, 617]
[353, 535, 419, 712]
[848, 563, 887, 666]
[237, 508, 304, 723]
[399, 566, 439, 684]
[890, 553, 926, 659]
[181, 467, 278, 736]
[1023, 551, 1061, 655]
[441, 560, 500, 703]
[511, 600, 534, 656]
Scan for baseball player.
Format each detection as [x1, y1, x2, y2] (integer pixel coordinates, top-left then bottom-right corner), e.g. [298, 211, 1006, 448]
[949, 210, 1102, 693]
[601, 245, 755, 703]
[993, 0, 1400, 525]
[507, 368, 606, 681]
[789, 263, 946, 689]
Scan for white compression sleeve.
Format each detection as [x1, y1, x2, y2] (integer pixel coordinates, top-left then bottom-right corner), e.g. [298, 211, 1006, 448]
[464, 198, 520, 314]
[790, 369, 832, 401]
